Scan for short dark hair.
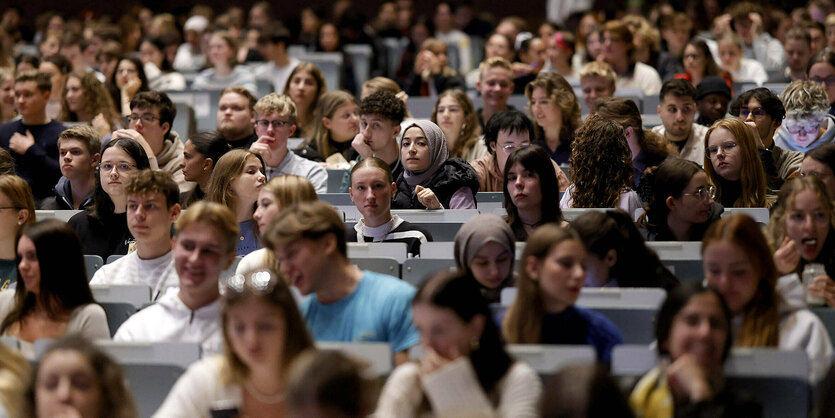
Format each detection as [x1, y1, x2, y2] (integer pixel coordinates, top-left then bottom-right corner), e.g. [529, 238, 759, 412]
[483, 109, 534, 156]
[189, 130, 231, 167]
[784, 27, 811, 46]
[728, 87, 786, 122]
[807, 143, 835, 176]
[659, 78, 696, 102]
[359, 91, 405, 125]
[258, 24, 291, 46]
[130, 90, 177, 139]
[14, 70, 51, 93]
[125, 169, 180, 208]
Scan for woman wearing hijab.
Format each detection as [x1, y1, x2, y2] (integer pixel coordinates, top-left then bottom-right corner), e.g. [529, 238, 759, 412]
[392, 120, 480, 209]
[454, 214, 516, 303]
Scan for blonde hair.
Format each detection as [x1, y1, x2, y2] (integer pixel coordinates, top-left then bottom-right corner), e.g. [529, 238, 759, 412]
[704, 118, 767, 208]
[174, 200, 240, 253]
[58, 124, 102, 156]
[579, 61, 616, 88]
[0, 344, 28, 417]
[0, 175, 36, 232]
[779, 80, 830, 117]
[210, 30, 240, 68]
[256, 175, 319, 275]
[362, 76, 401, 96]
[478, 56, 512, 77]
[262, 200, 347, 258]
[254, 93, 297, 124]
[430, 89, 482, 159]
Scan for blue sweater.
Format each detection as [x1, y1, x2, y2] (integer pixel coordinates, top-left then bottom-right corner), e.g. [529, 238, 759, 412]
[540, 305, 624, 365]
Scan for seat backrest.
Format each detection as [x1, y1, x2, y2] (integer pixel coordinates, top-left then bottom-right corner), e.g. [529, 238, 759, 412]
[576, 288, 666, 309]
[123, 363, 187, 418]
[36, 209, 82, 222]
[352, 257, 401, 277]
[401, 258, 456, 287]
[722, 208, 769, 225]
[320, 192, 354, 206]
[507, 344, 596, 375]
[348, 242, 408, 263]
[317, 341, 393, 376]
[409, 96, 437, 118]
[91, 284, 152, 308]
[100, 302, 138, 337]
[84, 255, 103, 281]
[326, 169, 348, 193]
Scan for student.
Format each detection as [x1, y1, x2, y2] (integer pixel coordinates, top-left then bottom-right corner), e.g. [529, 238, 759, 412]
[286, 350, 376, 418]
[347, 157, 432, 257]
[598, 20, 662, 96]
[139, 35, 187, 91]
[38, 54, 72, 121]
[718, 2, 785, 71]
[504, 146, 564, 241]
[62, 71, 122, 137]
[594, 97, 676, 191]
[403, 38, 466, 97]
[640, 158, 723, 242]
[207, 149, 266, 256]
[473, 57, 515, 129]
[561, 115, 643, 218]
[502, 224, 623, 364]
[652, 79, 708, 165]
[716, 32, 767, 85]
[464, 33, 515, 89]
[545, 30, 578, 82]
[431, 89, 486, 162]
[703, 214, 834, 383]
[526, 73, 582, 165]
[376, 270, 542, 416]
[23, 336, 138, 418]
[179, 130, 230, 209]
[657, 13, 692, 81]
[578, 61, 616, 113]
[766, 177, 835, 302]
[0, 68, 15, 123]
[677, 38, 732, 89]
[454, 213, 515, 303]
[249, 93, 327, 194]
[629, 283, 761, 416]
[114, 201, 239, 355]
[254, 25, 300, 96]
[695, 76, 732, 128]
[216, 86, 258, 150]
[192, 30, 257, 94]
[352, 91, 406, 181]
[704, 118, 769, 208]
[237, 175, 318, 274]
[572, 210, 679, 289]
[783, 28, 813, 82]
[0, 175, 35, 290]
[296, 90, 360, 165]
[802, 143, 835, 198]
[0, 70, 66, 203]
[392, 120, 479, 210]
[111, 90, 188, 192]
[90, 170, 181, 301]
[775, 80, 835, 153]
[0, 220, 109, 345]
[264, 200, 419, 364]
[154, 269, 313, 417]
[107, 57, 149, 117]
[68, 137, 151, 260]
[283, 63, 327, 139]
[808, 50, 835, 117]
[41, 125, 100, 210]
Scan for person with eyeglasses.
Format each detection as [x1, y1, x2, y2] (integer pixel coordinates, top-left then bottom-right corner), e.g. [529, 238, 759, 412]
[115, 201, 239, 357]
[808, 49, 835, 117]
[729, 87, 804, 191]
[0, 175, 36, 290]
[110, 90, 189, 193]
[248, 93, 327, 194]
[766, 176, 835, 306]
[704, 118, 770, 208]
[775, 80, 835, 153]
[802, 143, 835, 199]
[472, 109, 568, 193]
[68, 137, 151, 260]
[640, 158, 724, 242]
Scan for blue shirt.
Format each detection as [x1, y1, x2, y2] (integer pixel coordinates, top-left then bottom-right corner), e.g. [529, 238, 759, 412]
[540, 305, 624, 365]
[300, 270, 419, 353]
[236, 220, 260, 256]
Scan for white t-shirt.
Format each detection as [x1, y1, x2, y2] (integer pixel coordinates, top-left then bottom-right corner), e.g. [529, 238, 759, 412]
[90, 250, 178, 301]
[153, 355, 242, 418]
[253, 58, 300, 92]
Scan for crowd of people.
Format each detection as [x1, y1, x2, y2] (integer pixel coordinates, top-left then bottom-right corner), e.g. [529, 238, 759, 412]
[1, 0, 835, 416]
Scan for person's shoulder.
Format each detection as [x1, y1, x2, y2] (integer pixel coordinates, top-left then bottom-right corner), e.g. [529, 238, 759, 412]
[396, 220, 433, 239]
[504, 360, 539, 384]
[0, 289, 15, 306]
[574, 306, 623, 338]
[362, 270, 415, 294]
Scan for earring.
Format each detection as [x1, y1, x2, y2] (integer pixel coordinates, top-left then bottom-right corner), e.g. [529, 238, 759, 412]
[470, 338, 480, 351]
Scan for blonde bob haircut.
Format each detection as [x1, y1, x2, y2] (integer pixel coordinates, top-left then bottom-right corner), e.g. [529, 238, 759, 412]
[703, 118, 767, 208]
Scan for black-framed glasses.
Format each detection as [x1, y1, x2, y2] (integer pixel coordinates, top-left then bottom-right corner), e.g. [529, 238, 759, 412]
[681, 185, 716, 201]
[811, 76, 835, 86]
[220, 270, 280, 296]
[740, 107, 766, 117]
[127, 114, 161, 124]
[255, 119, 292, 130]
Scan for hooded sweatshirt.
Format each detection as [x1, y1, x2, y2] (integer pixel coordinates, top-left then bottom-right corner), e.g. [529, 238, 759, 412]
[113, 287, 222, 356]
[774, 114, 835, 153]
[39, 176, 94, 210]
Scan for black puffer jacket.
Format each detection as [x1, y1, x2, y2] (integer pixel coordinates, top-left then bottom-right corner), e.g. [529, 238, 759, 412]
[392, 158, 480, 209]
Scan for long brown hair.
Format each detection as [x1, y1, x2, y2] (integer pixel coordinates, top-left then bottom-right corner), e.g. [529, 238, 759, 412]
[306, 90, 356, 157]
[62, 71, 120, 129]
[431, 89, 482, 159]
[568, 115, 634, 208]
[702, 215, 780, 347]
[206, 149, 265, 213]
[704, 118, 767, 207]
[524, 73, 582, 145]
[503, 224, 582, 343]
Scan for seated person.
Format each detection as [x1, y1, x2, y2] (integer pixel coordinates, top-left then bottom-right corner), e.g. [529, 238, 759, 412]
[695, 76, 731, 127]
[504, 146, 564, 241]
[502, 224, 623, 364]
[0, 175, 35, 290]
[192, 30, 257, 94]
[90, 170, 181, 301]
[783, 27, 813, 82]
[704, 118, 769, 208]
[473, 57, 514, 130]
[287, 350, 376, 418]
[432, 89, 486, 162]
[776, 80, 835, 153]
[282, 63, 326, 139]
[716, 32, 767, 85]
[68, 137, 151, 260]
[114, 201, 238, 355]
[729, 87, 803, 191]
[249, 93, 327, 194]
[403, 38, 465, 97]
[216, 87, 258, 150]
[0, 220, 109, 346]
[295, 90, 360, 166]
[526, 73, 582, 166]
[454, 213, 515, 303]
[579, 61, 616, 114]
[180, 130, 230, 209]
[808, 50, 835, 117]
[392, 120, 479, 209]
[352, 91, 408, 182]
[802, 143, 835, 198]
[651, 79, 708, 165]
[598, 20, 662, 95]
[347, 157, 432, 257]
[207, 150, 266, 257]
[472, 109, 568, 193]
[41, 125, 99, 210]
[62, 71, 122, 137]
[264, 200, 419, 365]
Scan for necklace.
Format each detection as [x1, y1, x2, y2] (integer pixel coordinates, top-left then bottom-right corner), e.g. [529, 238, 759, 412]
[244, 381, 285, 404]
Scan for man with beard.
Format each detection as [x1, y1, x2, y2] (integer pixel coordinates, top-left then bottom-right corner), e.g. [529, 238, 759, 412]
[216, 86, 258, 150]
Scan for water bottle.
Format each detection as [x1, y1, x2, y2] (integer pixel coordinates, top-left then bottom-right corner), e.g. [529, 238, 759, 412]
[803, 263, 827, 306]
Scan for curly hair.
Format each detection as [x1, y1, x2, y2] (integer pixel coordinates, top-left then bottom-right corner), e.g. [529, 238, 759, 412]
[524, 73, 582, 146]
[593, 97, 676, 158]
[704, 118, 767, 208]
[63, 71, 120, 130]
[431, 89, 481, 159]
[779, 80, 830, 117]
[359, 90, 406, 124]
[569, 115, 633, 208]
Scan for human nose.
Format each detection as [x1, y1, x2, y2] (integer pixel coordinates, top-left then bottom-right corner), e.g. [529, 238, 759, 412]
[572, 262, 585, 280]
[744, 112, 754, 122]
[695, 318, 712, 337]
[56, 377, 73, 402]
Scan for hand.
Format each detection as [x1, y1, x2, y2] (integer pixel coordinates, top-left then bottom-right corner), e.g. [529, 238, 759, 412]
[415, 185, 442, 209]
[395, 91, 409, 108]
[774, 237, 801, 275]
[249, 139, 274, 163]
[9, 130, 35, 154]
[112, 129, 154, 157]
[511, 61, 532, 76]
[749, 12, 762, 36]
[351, 132, 373, 159]
[744, 121, 765, 149]
[810, 275, 835, 307]
[91, 113, 111, 138]
[666, 354, 713, 403]
[50, 405, 83, 418]
[121, 77, 142, 98]
[420, 346, 458, 376]
[712, 14, 732, 38]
